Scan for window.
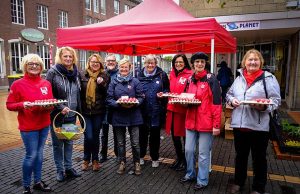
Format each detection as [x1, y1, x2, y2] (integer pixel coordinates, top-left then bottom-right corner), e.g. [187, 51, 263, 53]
[95, 19, 102, 23]
[79, 50, 88, 71]
[85, 16, 92, 25]
[100, 0, 106, 15]
[0, 39, 4, 75]
[93, 0, 99, 13]
[37, 5, 48, 29]
[58, 10, 68, 28]
[9, 41, 28, 72]
[85, 0, 91, 10]
[11, 0, 25, 24]
[124, 4, 130, 12]
[37, 45, 50, 70]
[114, 0, 120, 14]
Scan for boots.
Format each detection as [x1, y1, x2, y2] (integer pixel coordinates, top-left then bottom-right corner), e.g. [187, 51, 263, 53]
[135, 162, 141, 175]
[92, 160, 101, 171]
[81, 160, 90, 171]
[117, 161, 126, 174]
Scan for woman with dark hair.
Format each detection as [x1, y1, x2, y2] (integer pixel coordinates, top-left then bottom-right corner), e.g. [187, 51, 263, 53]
[165, 54, 193, 171]
[180, 52, 222, 191]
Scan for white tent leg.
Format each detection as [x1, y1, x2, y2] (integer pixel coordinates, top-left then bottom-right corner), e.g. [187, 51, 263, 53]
[211, 38, 215, 73]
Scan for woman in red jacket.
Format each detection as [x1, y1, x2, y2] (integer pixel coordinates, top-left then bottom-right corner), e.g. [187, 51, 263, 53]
[165, 54, 193, 171]
[179, 52, 222, 191]
[6, 54, 53, 194]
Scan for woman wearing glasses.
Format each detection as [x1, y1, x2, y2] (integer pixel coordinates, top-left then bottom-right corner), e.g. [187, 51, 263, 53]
[6, 54, 53, 194]
[79, 54, 109, 171]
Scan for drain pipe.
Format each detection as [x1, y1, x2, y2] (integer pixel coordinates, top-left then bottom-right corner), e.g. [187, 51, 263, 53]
[293, 31, 300, 109]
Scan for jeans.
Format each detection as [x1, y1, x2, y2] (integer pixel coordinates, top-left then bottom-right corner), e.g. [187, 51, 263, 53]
[20, 126, 49, 187]
[139, 125, 161, 161]
[114, 126, 140, 163]
[83, 114, 104, 162]
[185, 129, 213, 186]
[50, 125, 73, 172]
[233, 129, 269, 193]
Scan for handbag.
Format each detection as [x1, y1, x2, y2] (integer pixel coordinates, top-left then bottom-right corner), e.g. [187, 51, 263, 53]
[262, 73, 281, 141]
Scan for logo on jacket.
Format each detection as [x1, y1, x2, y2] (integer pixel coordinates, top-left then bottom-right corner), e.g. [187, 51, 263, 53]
[156, 81, 160, 84]
[40, 87, 48, 95]
[128, 85, 132, 89]
[179, 77, 187, 84]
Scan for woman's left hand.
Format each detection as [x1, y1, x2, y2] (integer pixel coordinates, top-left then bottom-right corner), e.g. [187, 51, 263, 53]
[97, 77, 103, 84]
[157, 92, 163, 98]
[212, 128, 220, 136]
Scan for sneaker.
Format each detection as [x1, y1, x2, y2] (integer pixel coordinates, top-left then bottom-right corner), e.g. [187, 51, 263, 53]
[92, 160, 101, 171]
[152, 160, 159, 168]
[135, 162, 141, 175]
[56, 171, 64, 182]
[81, 160, 90, 171]
[65, 168, 81, 179]
[117, 161, 126, 174]
[140, 158, 144, 165]
[33, 181, 52, 192]
[23, 186, 32, 194]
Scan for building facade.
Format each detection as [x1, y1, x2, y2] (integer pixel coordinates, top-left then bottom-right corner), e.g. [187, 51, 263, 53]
[0, 0, 141, 89]
[181, 0, 300, 110]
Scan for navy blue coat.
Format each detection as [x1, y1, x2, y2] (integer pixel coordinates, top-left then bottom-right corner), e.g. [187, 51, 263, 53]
[138, 67, 170, 127]
[106, 75, 144, 127]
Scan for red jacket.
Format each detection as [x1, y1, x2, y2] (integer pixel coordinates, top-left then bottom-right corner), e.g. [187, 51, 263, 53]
[185, 73, 222, 132]
[165, 68, 193, 136]
[6, 74, 53, 131]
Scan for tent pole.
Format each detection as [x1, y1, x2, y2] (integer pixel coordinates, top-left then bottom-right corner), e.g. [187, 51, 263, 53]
[210, 38, 215, 73]
[133, 56, 136, 77]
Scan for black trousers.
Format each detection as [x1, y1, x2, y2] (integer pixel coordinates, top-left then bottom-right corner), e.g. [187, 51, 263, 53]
[233, 129, 269, 193]
[171, 114, 185, 161]
[139, 125, 161, 161]
[100, 123, 118, 158]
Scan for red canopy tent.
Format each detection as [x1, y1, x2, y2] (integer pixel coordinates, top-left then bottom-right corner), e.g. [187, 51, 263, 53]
[56, 0, 236, 56]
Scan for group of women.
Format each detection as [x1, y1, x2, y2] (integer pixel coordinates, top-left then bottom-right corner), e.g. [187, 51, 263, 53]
[6, 46, 281, 194]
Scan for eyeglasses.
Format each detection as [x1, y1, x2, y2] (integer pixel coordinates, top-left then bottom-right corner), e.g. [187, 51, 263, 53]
[175, 61, 184, 64]
[27, 63, 40, 67]
[90, 61, 101, 64]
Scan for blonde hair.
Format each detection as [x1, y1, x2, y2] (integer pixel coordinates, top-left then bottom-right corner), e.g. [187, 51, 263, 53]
[86, 54, 105, 72]
[241, 49, 264, 69]
[105, 53, 116, 61]
[55, 46, 78, 65]
[21, 53, 44, 74]
[118, 58, 132, 69]
[144, 54, 158, 65]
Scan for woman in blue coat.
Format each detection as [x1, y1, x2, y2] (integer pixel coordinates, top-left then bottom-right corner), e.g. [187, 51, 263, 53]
[137, 54, 170, 168]
[106, 58, 144, 175]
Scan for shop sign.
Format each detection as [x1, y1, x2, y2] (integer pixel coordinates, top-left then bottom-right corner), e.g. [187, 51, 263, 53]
[20, 28, 44, 42]
[221, 21, 260, 31]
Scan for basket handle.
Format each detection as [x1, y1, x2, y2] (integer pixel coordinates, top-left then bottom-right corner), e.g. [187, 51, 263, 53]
[53, 110, 86, 132]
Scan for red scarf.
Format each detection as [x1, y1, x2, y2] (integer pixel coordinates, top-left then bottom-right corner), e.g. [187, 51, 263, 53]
[194, 70, 207, 81]
[243, 69, 263, 87]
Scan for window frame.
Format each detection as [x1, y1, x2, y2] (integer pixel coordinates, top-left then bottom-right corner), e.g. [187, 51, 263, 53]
[85, 0, 91, 10]
[11, 0, 25, 25]
[37, 44, 50, 70]
[124, 4, 130, 12]
[58, 10, 68, 28]
[93, 0, 99, 13]
[100, 0, 106, 15]
[37, 4, 48, 29]
[114, 0, 120, 15]
[8, 40, 29, 73]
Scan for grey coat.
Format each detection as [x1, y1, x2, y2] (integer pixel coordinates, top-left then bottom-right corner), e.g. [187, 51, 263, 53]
[226, 70, 281, 132]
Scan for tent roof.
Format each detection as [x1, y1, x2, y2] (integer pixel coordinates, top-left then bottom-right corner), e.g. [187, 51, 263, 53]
[57, 0, 236, 55]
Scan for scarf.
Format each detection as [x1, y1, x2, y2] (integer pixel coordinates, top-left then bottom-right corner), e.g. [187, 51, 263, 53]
[116, 73, 132, 83]
[194, 70, 208, 81]
[143, 67, 157, 77]
[56, 64, 78, 82]
[243, 69, 263, 87]
[86, 69, 100, 109]
[107, 67, 118, 76]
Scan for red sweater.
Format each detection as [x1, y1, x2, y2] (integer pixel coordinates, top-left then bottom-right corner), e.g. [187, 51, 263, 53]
[6, 74, 53, 131]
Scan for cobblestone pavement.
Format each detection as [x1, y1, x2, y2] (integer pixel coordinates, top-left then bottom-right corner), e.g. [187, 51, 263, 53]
[0, 90, 299, 194]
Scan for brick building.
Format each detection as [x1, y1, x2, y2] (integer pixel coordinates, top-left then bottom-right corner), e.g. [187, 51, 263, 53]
[0, 0, 141, 89]
[181, 0, 300, 110]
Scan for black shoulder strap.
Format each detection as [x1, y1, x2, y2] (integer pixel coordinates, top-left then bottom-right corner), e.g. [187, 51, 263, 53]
[262, 72, 268, 98]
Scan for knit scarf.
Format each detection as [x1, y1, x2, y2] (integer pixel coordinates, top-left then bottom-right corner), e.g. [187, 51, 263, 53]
[56, 64, 78, 82]
[143, 67, 157, 77]
[243, 69, 263, 87]
[194, 70, 208, 81]
[86, 69, 100, 109]
[116, 73, 132, 83]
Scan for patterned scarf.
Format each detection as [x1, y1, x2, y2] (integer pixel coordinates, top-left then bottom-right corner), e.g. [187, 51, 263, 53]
[143, 67, 157, 77]
[116, 73, 132, 83]
[86, 69, 100, 109]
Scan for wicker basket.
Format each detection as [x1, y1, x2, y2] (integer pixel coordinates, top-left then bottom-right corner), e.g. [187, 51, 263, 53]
[53, 110, 86, 140]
